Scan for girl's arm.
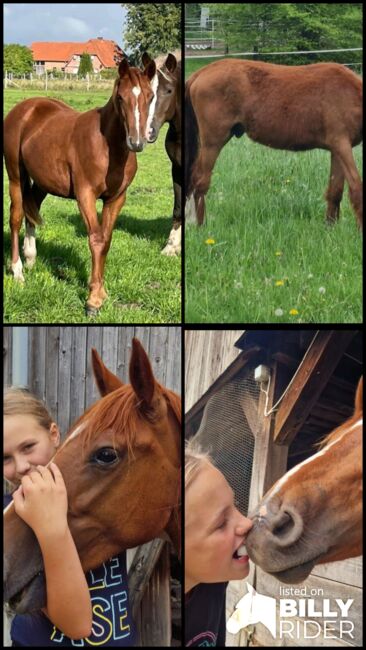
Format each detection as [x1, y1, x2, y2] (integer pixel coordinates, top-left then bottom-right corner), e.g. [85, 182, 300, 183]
[13, 463, 93, 640]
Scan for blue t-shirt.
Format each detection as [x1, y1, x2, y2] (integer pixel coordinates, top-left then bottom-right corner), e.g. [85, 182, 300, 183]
[4, 495, 137, 646]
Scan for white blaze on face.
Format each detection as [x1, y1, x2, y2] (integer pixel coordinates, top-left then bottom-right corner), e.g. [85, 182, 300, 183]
[264, 417, 363, 502]
[146, 73, 159, 139]
[132, 86, 141, 143]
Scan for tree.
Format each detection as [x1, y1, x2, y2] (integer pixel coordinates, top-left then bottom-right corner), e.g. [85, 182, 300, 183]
[121, 3, 181, 61]
[4, 44, 33, 75]
[78, 52, 93, 76]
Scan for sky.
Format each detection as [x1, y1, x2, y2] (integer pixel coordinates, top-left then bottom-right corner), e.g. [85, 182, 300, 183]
[4, 3, 127, 48]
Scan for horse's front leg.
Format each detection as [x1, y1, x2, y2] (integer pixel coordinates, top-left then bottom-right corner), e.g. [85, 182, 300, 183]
[162, 160, 181, 256]
[77, 191, 109, 315]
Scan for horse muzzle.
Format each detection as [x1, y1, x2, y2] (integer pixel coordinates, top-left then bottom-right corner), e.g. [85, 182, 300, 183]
[146, 126, 158, 143]
[126, 136, 146, 152]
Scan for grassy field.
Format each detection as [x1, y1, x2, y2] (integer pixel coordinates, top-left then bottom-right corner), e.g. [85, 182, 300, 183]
[4, 89, 181, 324]
[185, 57, 363, 324]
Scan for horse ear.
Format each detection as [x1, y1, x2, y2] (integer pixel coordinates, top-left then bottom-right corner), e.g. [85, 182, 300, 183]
[165, 53, 177, 74]
[142, 54, 156, 81]
[129, 338, 156, 407]
[354, 376, 363, 415]
[141, 52, 152, 67]
[91, 348, 124, 397]
[118, 59, 129, 78]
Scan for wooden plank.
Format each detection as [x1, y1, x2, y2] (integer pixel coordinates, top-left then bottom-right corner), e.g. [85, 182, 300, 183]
[139, 545, 171, 646]
[128, 539, 166, 618]
[45, 327, 60, 427]
[273, 330, 357, 443]
[185, 330, 244, 412]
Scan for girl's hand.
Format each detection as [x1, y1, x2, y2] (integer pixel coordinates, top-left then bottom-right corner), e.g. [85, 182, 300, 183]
[12, 463, 68, 540]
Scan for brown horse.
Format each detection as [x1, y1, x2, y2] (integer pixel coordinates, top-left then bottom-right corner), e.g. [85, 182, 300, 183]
[4, 56, 156, 315]
[4, 338, 181, 614]
[185, 59, 363, 228]
[145, 51, 182, 255]
[246, 375, 362, 583]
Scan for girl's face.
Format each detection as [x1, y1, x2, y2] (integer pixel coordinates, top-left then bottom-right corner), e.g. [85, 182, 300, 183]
[185, 462, 253, 592]
[3, 414, 60, 487]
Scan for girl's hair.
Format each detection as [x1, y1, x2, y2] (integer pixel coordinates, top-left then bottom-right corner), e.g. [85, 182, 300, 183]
[185, 437, 214, 491]
[4, 386, 54, 431]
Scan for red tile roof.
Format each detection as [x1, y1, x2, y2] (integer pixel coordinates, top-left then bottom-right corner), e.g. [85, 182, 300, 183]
[31, 38, 124, 68]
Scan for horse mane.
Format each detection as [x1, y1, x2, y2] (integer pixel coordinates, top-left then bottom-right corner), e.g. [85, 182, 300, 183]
[316, 411, 362, 450]
[67, 382, 181, 461]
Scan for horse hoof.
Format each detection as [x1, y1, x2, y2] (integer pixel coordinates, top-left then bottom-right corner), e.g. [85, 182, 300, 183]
[86, 305, 99, 317]
[161, 245, 180, 256]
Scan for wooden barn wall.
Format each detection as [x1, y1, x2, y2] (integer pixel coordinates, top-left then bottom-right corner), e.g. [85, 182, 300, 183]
[185, 330, 244, 412]
[4, 326, 181, 440]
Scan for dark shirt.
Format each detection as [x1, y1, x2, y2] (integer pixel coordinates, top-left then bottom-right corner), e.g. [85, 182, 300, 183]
[185, 582, 227, 647]
[4, 494, 136, 646]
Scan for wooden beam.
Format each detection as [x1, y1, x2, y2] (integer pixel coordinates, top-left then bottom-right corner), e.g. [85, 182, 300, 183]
[273, 330, 357, 444]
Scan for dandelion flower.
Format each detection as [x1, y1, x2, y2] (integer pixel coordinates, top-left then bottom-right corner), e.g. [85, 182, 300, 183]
[275, 280, 285, 286]
[205, 238, 215, 245]
[289, 308, 299, 316]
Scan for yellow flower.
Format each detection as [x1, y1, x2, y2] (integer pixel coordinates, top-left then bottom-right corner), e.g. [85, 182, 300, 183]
[275, 280, 284, 286]
[275, 251, 283, 256]
[205, 238, 215, 245]
[289, 308, 299, 316]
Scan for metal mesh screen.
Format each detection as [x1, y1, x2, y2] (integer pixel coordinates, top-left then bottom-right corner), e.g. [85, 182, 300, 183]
[191, 371, 260, 516]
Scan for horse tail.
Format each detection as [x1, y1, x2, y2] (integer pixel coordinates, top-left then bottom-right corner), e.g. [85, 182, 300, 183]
[22, 170, 43, 226]
[185, 77, 200, 198]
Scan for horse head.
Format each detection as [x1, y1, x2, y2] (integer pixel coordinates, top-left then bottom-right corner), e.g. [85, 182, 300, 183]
[4, 338, 181, 614]
[246, 376, 362, 583]
[145, 52, 180, 143]
[113, 54, 156, 152]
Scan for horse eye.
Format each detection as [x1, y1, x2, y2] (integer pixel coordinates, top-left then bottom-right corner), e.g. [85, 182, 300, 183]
[167, 89, 172, 95]
[92, 447, 119, 466]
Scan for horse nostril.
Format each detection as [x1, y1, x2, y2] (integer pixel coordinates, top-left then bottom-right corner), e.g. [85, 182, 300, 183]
[272, 511, 293, 537]
[269, 505, 304, 547]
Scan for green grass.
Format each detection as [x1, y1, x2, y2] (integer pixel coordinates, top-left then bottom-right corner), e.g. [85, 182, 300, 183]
[4, 89, 181, 323]
[185, 137, 362, 324]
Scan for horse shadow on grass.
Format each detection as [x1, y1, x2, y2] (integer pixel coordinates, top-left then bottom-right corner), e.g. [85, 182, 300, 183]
[67, 209, 171, 242]
[3, 231, 90, 288]
[4, 208, 173, 289]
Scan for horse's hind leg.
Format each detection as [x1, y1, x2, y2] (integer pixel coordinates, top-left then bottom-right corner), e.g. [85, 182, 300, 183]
[325, 153, 344, 224]
[9, 180, 25, 282]
[332, 139, 362, 229]
[189, 144, 221, 226]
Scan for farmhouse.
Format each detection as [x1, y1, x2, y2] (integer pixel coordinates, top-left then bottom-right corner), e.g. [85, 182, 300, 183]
[185, 329, 362, 647]
[31, 37, 125, 74]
